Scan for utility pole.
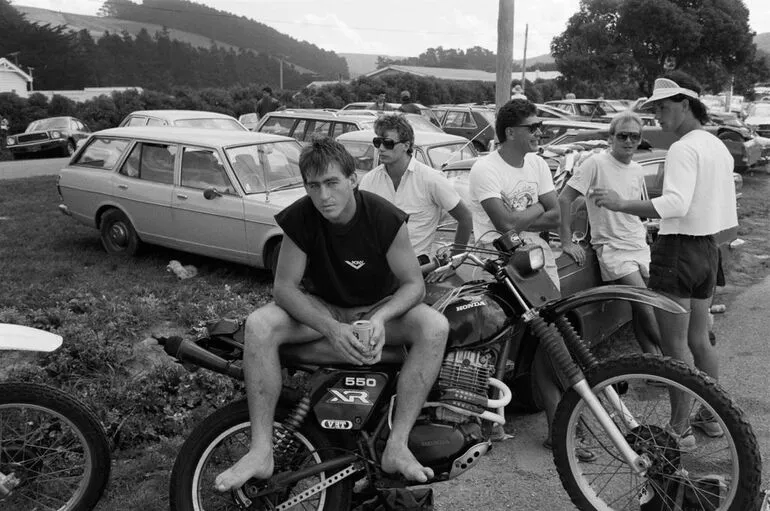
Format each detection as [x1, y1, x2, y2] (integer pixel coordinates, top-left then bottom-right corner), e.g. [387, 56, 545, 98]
[279, 58, 284, 90]
[520, 24, 528, 91]
[496, 0, 514, 110]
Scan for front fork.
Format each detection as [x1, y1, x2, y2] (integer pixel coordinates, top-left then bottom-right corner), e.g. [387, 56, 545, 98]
[526, 312, 650, 475]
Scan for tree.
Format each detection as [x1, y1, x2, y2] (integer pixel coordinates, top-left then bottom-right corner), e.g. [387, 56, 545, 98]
[552, 0, 768, 96]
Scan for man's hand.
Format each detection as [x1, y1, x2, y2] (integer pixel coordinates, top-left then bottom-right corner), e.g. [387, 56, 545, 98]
[425, 265, 456, 283]
[562, 240, 586, 266]
[591, 188, 625, 212]
[327, 323, 373, 365]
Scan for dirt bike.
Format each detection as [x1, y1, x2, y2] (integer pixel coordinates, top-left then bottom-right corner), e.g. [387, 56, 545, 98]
[0, 324, 111, 511]
[158, 230, 763, 511]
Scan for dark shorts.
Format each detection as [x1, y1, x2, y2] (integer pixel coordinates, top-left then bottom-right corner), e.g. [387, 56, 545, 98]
[649, 234, 718, 299]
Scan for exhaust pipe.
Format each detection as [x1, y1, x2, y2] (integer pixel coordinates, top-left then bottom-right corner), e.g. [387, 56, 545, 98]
[157, 336, 244, 380]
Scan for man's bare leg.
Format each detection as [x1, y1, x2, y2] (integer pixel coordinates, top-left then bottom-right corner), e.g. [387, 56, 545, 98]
[617, 271, 662, 355]
[381, 306, 448, 482]
[688, 297, 718, 378]
[215, 305, 319, 492]
[654, 298, 693, 431]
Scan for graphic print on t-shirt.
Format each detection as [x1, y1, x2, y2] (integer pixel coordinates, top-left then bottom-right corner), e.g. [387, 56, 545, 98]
[345, 260, 366, 270]
[501, 180, 538, 211]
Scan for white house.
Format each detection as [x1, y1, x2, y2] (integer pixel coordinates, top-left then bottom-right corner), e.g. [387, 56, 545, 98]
[0, 58, 33, 97]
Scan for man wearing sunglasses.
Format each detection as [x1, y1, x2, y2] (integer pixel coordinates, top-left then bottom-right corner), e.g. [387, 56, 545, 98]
[557, 111, 663, 358]
[359, 114, 472, 262]
[467, 99, 596, 459]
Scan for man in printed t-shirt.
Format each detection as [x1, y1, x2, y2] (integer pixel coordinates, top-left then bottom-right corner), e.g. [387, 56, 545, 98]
[215, 137, 449, 492]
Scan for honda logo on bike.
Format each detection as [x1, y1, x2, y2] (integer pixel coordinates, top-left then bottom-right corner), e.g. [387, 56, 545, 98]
[321, 419, 353, 430]
[327, 388, 372, 405]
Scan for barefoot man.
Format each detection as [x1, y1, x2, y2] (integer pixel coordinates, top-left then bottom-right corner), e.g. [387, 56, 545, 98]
[215, 136, 449, 491]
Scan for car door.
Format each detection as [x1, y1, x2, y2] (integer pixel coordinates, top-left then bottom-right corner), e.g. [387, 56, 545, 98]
[112, 141, 175, 243]
[171, 146, 248, 263]
[442, 109, 478, 141]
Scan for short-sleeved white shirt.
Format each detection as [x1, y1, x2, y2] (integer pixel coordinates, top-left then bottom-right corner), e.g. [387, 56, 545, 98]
[567, 152, 648, 251]
[359, 157, 461, 256]
[468, 151, 555, 244]
[651, 130, 737, 235]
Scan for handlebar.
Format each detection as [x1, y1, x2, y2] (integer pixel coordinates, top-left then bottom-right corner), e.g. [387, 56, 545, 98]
[419, 251, 488, 276]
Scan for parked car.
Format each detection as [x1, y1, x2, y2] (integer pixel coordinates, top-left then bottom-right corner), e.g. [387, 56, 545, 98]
[237, 113, 259, 131]
[432, 105, 497, 152]
[336, 129, 478, 174]
[547, 125, 762, 173]
[538, 119, 606, 145]
[340, 102, 442, 127]
[544, 99, 624, 123]
[118, 110, 248, 131]
[57, 127, 308, 273]
[255, 110, 376, 143]
[535, 103, 581, 120]
[5, 116, 91, 159]
[744, 102, 770, 138]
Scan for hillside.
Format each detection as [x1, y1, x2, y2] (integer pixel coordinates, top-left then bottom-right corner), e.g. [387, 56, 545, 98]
[756, 32, 770, 55]
[15, 5, 318, 76]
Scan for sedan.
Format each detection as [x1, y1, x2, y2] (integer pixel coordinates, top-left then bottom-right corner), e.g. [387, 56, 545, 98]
[118, 110, 248, 131]
[6, 116, 91, 159]
[336, 129, 478, 173]
[57, 127, 307, 273]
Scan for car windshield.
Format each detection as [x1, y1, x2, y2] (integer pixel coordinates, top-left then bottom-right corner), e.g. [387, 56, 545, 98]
[239, 114, 258, 124]
[174, 118, 245, 131]
[26, 118, 69, 132]
[225, 141, 303, 194]
[749, 104, 770, 117]
[407, 115, 443, 133]
[339, 140, 376, 171]
[427, 143, 478, 168]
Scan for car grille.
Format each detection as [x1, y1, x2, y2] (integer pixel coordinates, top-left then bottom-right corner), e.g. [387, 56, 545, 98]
[757, 125, 770, 137]
[17, 133, 49, 143]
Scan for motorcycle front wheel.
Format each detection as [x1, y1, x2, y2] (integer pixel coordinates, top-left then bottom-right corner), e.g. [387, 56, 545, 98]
[552, 354, 762, 511]
[169, 399, 353, 511]
[0, 382, 111, 511]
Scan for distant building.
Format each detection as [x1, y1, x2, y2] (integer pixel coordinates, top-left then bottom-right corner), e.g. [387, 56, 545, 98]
[364, 65, 561, 83]
[0, 58, 33, 97]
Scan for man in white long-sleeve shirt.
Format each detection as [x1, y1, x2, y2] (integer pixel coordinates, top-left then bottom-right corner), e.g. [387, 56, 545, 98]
[591, 71, 737, 449]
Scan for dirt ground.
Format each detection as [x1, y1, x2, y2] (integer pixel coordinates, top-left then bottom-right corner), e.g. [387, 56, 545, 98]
[430, 166, 770, 510]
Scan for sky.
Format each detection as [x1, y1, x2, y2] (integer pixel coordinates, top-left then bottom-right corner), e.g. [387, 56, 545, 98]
[11, 0, 770, 60]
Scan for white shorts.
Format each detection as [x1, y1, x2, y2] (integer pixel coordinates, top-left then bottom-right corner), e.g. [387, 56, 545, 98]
[596, 245, 650, 282]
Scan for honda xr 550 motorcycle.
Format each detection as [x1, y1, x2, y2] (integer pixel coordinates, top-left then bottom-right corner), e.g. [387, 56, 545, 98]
[158, 230, 762, 511]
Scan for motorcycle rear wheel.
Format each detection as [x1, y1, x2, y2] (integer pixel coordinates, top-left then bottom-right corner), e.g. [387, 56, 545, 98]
[169, 399, 353, 511]
[0, 382, 111, 511]
[552, 354, 762, 511]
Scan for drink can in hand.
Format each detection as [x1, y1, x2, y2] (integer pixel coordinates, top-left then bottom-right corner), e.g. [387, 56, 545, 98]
[352, 320, 374, 352]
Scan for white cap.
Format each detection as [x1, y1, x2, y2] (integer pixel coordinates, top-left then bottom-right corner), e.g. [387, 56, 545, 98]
[641, 78, 699, 108]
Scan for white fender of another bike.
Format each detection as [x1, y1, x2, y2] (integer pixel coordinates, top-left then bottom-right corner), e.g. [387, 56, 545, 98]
[0, 324, 63, 352]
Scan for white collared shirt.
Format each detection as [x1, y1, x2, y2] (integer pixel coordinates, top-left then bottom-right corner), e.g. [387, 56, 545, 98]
[359, 157, 461, 256]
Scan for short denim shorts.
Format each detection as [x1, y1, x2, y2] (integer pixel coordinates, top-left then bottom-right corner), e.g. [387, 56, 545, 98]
[648, 234, 718, 299]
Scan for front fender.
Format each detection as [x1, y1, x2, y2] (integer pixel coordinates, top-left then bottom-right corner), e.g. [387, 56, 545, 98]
[543, 284, 686, 318]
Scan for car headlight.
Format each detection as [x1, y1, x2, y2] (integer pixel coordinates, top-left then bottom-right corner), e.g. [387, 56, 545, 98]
[50, 131, 62, 139]
[512, 245, 545, 274]
[6, 137, 15, 145]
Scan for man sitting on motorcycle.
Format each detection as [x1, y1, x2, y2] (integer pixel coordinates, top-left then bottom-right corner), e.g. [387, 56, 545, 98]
[467, 99, 594, 460]
[214, 137, 450, 492]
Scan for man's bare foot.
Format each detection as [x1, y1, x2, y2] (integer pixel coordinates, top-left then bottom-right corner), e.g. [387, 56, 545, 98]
[381, 442, 433, 483]
[214, 448, 274, 492]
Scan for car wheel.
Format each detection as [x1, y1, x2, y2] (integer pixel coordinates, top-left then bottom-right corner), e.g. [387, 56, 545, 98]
[64, 140, 76, 157]
[718, 131, 742, 143]
[100, 209, 141, 257]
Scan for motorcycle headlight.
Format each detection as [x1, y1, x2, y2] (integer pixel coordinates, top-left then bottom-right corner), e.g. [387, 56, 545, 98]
[512, 245, 545, 274]
[50, 131, 62, 139]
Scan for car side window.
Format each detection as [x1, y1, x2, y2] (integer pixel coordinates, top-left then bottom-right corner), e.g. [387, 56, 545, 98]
[641, 161, 665, 198]
[259, 117, 294, 137]
[331, 122, 346, 138]
[147, 118, 165, 127]
[125, 116, 148, 127]
[445, 111, 465, 128]
[461, 113, 477, 128]
[310, 120, 332, 138]
[119, 143, 176, 184]
[414, 149, 429, 166]
[292, 119, 309, 141]
[73, 138, 130, 169]
[181, 147, 232, 193]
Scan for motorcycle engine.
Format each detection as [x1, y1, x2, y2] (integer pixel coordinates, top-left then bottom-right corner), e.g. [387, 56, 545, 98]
[407, 349, 496, 478]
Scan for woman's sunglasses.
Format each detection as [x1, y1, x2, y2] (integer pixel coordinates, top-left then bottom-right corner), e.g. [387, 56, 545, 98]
[372, 137, 405, 150]
[615, 132, 642, 142]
